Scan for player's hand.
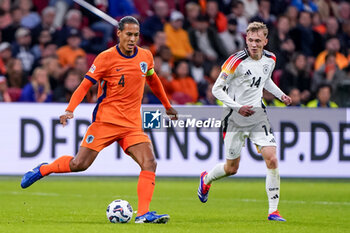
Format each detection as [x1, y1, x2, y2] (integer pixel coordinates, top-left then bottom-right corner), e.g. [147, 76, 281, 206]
[166, 107, 178, 120]
[238, 105, 255, 117]
[281, 95, 292, 106]
[59, 111, 74, 127]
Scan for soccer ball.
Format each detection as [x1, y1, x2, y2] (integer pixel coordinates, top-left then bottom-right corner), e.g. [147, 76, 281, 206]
[106, 199, 133, 223]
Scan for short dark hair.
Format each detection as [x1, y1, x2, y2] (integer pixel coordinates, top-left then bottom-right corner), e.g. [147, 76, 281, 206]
[228, 17, 237, 25]
[118, 16, 139, 31]
[196, 14, 209, 22]
[10, 6, 20, 14]
[232, 0, 243, 8]
[317, 83, 332, 95]
[298, 10, 311, 20]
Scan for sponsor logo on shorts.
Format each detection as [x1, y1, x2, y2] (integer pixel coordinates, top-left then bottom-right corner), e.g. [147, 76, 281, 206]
[228, 149, 235, 155]
[86, 135, 94, 144]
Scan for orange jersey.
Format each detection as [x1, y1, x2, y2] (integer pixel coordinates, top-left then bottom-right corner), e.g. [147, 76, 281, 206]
[85, 45, 154, 128]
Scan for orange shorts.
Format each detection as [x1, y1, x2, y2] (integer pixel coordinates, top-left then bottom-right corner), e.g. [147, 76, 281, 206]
[81, 122, 151, 152]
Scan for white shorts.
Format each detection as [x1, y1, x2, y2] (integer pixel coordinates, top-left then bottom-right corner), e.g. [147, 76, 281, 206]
[222, 118, 277, 160]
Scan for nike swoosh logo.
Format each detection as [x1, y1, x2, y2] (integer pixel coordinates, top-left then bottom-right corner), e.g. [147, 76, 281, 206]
[116, 68, 122, 71]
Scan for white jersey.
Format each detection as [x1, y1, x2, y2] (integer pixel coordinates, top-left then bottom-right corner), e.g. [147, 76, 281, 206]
[212, 49, 285, 126]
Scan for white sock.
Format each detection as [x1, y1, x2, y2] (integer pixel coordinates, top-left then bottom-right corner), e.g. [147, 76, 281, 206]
[266, 168, 280, 214]
[204, 163, 227, 185]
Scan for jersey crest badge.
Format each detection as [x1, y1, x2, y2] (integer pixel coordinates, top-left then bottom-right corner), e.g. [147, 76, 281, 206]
[140, 62, 148, 74]
[263, 64, 269, 74]
[86, 135, 94, 144]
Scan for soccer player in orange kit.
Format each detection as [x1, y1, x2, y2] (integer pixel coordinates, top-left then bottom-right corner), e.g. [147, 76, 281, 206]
[21, 16, 178, 224]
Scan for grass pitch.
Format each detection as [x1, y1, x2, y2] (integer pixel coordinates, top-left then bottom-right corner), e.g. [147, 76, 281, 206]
[0, 176, 349, 233]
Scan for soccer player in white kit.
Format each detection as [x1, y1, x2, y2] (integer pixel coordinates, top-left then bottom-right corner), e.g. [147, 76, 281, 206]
[197, 22, 292, 221]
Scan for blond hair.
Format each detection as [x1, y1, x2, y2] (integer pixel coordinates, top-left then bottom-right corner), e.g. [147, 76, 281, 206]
[246, 22, 268, 37]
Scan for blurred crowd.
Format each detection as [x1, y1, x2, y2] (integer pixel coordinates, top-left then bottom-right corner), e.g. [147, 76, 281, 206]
[0, 0, 350, 108]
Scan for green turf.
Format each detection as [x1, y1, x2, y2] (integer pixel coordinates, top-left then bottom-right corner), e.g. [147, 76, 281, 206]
[0, 176, 349, 233]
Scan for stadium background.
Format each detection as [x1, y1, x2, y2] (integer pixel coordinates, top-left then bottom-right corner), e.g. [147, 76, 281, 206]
[0, 1, 349, 232]
[0, 0, 349, 177]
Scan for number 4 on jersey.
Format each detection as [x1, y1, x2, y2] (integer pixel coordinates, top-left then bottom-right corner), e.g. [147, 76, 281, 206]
[118, 75, 125, 87]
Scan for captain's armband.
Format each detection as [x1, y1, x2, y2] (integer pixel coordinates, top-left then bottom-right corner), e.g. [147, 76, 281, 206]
[146, 68, 155, 76]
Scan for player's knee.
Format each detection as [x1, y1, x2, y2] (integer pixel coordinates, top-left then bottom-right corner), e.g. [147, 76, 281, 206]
[266, 156, 278, 169]
[141, 157, 157, 172]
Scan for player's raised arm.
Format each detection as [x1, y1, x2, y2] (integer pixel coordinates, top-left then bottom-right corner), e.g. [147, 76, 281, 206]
[263, 59, 291, 105]
[146, 68, 178, 120]
[60, 51, 107, 126]
[60, 78, 93, 126]
[263, 78, 291, 105]
[262, 52, 291, 105]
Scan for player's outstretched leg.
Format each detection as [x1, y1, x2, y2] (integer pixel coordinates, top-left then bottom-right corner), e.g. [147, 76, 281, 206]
[21, 162, 48, 188]
[135, 211, 170, 224]
[21, 147, 98, 189]
[197, 171, 211, 203]
[21, 155, 73, 189]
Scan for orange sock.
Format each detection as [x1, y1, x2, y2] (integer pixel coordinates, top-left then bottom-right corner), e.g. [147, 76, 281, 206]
[137, 170, 155, 216]
[40, 156, 73, 176]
